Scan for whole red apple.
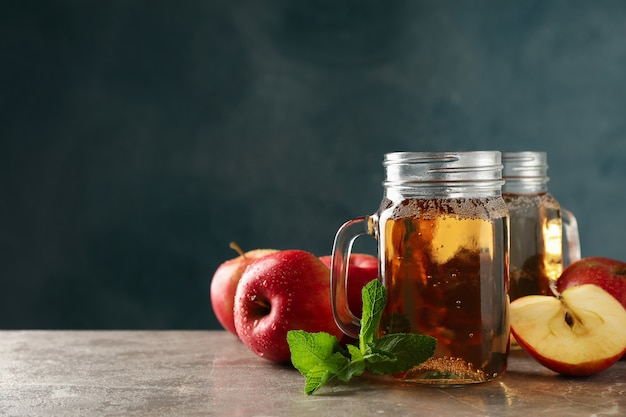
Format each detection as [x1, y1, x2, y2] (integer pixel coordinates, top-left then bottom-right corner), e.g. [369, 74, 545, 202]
[234, 249, 346, 363]
[556, 257, 626, 309]
[319, 253, 378, 318]
[210, 243, 278, 335]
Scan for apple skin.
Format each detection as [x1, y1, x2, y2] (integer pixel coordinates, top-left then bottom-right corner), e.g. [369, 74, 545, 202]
[234, 249, 346, 363]
[210, 247, 278, 335]
[556, 257, 626, 361]
[556, 256, 626, 309]
[319, 253, 378, 318]
[510, 284, 626, 376]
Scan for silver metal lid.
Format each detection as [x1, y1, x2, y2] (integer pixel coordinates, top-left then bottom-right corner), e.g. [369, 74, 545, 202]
[502, 151, 549, 193]
[383, 151, 504, 196]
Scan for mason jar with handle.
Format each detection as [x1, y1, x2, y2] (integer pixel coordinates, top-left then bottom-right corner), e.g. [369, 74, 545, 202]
[330, 151, 510, 386]
[501, 151, 581, 302]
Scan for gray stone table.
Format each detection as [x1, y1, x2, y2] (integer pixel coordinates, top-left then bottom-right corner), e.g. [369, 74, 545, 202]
[0, 331, 624, 416]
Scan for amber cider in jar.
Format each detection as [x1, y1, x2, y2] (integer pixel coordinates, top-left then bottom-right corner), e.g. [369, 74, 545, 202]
[378, 196, 509, 383]
[502, 152, 564, 301]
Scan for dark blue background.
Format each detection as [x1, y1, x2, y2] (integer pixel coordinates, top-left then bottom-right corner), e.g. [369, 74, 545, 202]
[2, 0, 625, 329]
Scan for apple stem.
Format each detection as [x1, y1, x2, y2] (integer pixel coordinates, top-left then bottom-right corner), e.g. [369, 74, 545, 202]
[250, 295, 271, 313]
[229, 242, 246, 259]
[549, 279, 561, 298]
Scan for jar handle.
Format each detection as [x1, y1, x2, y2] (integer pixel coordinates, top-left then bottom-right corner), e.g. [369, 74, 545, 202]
[562, 208, 581, 266]
[330, 215, 376, 339]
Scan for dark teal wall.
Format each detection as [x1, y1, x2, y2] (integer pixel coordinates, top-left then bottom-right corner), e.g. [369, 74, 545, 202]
[2, 1, 625, 329]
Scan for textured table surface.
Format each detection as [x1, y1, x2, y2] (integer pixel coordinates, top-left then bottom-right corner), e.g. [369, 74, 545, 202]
[0, 330, 624, 416]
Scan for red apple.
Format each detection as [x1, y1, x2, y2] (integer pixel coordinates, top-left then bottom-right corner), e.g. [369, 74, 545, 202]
[319, 253, 378, 318]
[510, 284, 626, 376]
[556, 256, 626, 309]
[210, 243, 278, 335]
[556, 257, 626, 361]
[234, 249, 346, 363]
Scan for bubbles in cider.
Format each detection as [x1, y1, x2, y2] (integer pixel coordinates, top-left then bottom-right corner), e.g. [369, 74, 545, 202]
[378, 197, 509, 383]
[504, 193, 563, 300]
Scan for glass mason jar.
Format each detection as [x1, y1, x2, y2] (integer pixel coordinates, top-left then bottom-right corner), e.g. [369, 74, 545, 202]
[502, 151, 581, 303]
[330, 151, 510, 385]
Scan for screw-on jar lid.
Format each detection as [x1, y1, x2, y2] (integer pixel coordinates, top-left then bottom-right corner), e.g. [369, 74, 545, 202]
[383, 151, 504, 196]
[502, 151, 549, 194]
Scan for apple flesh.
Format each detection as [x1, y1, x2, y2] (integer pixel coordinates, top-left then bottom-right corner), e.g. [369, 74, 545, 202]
[556, 256, 626, 310]
[319, 253, 378, 318]
[510, 284, 626, 376]
[210, 243, 278, 335]
[234, 249, 346, 363]
[556, 257, 626, 360]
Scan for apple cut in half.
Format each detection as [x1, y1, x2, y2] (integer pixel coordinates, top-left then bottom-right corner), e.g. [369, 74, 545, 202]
[510, 284, 626, 376]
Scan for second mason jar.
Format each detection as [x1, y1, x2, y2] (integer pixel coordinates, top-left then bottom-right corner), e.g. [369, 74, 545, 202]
[330, 151, 510, 386]
[502, 151, 580, 302]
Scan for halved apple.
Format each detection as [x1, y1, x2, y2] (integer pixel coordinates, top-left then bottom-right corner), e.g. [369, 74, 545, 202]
[510, 284, 626, 376]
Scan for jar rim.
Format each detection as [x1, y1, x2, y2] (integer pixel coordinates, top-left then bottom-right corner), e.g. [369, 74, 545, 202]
[502, 151, 548, 178]
[384, 150, 501, 166]
[382, 151, 504, 190]
[501, 151, 549, 193]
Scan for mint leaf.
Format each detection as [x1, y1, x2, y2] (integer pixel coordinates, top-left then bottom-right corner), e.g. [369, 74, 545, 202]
[362, 349, 396, 366]
[346, 344, 364, 362]
[359, 279, 386, 351]
[288, 279, 436, 395]
[366, 333, 436, 374]
[301, 364, 339, 395]
[287, 330, 346, 374]
[335, 344, 366, 381]
[287, 330, 351, 394]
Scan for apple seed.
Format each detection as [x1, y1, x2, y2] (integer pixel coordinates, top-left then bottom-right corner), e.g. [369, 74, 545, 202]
[564, 311, 573, 327]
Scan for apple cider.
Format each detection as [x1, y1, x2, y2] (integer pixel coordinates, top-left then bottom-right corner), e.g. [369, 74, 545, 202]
[378, 197, 510, 384]
[504, 192, 563, 301]
[330, 151, 510, 386]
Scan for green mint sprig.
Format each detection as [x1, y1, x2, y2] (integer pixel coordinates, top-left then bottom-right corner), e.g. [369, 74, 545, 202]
[287, 279, 436, 395]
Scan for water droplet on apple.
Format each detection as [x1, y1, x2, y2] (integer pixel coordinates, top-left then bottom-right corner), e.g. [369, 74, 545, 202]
[262, 280, 268, 287]
[271, 323, 277, 331]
